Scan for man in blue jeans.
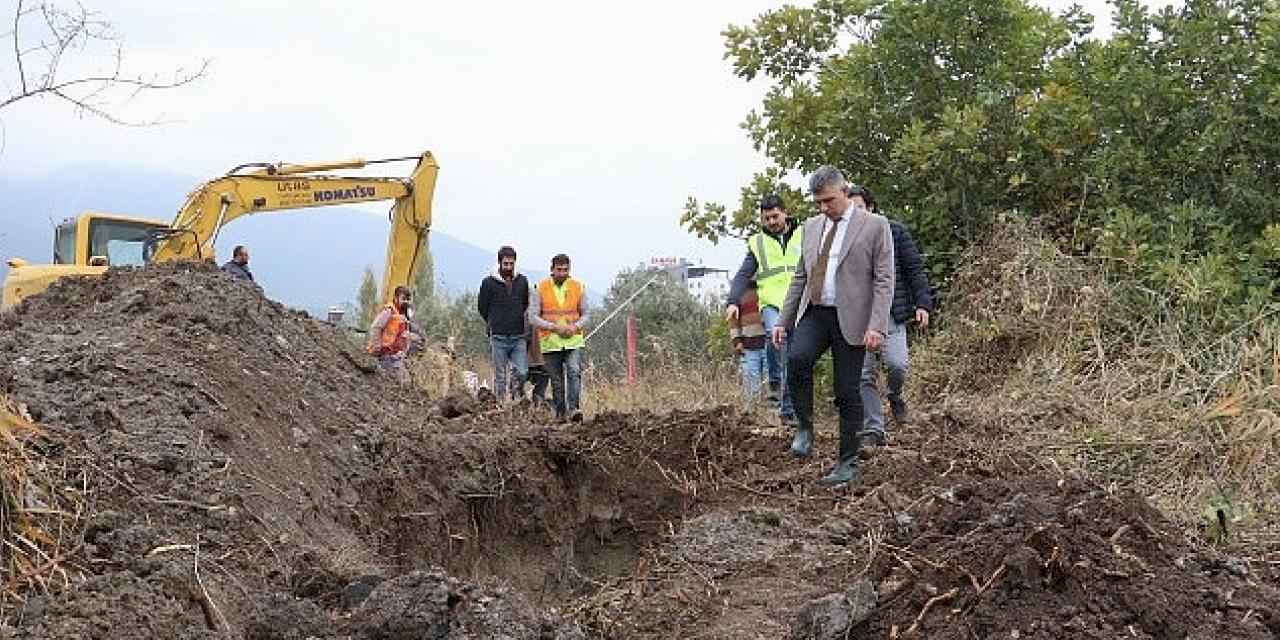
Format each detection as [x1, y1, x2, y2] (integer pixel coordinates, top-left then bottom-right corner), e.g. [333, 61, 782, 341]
[477, 246, 531, 402]
[529, 254, 590, 422]
[859, 189, 934, 445]
[729, 280, 769, 408]
[726, 194, 802, 425]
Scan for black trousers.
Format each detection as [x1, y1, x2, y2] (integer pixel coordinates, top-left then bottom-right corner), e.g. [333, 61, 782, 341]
[787, 306, 867, 462]
[520, 364, 552, 404]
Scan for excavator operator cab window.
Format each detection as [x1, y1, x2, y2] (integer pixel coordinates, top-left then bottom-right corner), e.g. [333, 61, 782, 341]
[53, 221, 76, 265]
[86, 219, 155, 268]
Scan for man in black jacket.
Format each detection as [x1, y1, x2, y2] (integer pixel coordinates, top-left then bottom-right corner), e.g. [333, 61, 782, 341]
[221, 246, 253, 281]
[221, 245, 263, 293]
[860, 191, 934, 445]
[477, 246, 531, 402]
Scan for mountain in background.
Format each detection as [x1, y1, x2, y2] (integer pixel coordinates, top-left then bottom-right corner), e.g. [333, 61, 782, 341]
[0, 165, 524, 315]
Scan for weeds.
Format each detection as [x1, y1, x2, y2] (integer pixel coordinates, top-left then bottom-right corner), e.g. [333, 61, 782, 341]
[0, 394, 85, 607]
[913, 219, 1280, 548]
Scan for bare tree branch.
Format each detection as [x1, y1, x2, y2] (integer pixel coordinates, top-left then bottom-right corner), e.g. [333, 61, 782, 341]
[13, 0, 26, 95]
[2, 0, 208, 127]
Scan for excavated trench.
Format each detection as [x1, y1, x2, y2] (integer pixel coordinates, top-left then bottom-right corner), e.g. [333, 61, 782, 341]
[346, 410, 714, 605]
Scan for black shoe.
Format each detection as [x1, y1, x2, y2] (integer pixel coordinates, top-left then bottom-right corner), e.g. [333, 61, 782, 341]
[860, 430, 886, 447]
[819, 458, 859, 486]
[890, 398, 909, 425]
[570, 410, 584, 423]
[790, 428, 814, 458]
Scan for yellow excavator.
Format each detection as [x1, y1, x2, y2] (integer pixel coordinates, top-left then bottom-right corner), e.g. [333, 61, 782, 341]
[1, 152, 439, 310]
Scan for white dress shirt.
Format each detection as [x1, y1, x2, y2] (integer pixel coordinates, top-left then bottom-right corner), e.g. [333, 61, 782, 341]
[817, 202, 855, 306]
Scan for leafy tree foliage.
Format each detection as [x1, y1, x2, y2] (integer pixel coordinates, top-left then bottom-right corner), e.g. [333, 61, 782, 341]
[356, 267, 380, 331]
[685, 0, 1280, 322]
[587, 268, 715, 378]
[412, 235, 437, 318]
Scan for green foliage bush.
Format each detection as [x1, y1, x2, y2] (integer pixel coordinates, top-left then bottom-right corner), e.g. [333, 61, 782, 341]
[684, 0, 1280, 313]
[588, 268, 717, 378]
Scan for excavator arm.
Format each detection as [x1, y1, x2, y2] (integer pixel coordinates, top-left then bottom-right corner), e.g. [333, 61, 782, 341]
[1, 152, 438, 310]
[148, 152, 439, 303]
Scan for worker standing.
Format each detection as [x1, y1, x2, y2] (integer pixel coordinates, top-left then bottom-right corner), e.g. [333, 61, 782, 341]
[367, 285, 417, 385]
[477, 246, 531, 402]
[529, 254, 590, 422]
[726, 195, 802, 426]
[221, 245, 254, 281]
[221, 245, 262, 292]
[729, 280, 769, 408]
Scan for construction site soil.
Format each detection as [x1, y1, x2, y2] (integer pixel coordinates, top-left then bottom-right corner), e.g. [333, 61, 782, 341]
[1, 262, 1277, 639]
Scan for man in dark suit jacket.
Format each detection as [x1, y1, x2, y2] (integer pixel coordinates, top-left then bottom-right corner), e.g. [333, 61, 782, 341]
[773, 166, 894, 486]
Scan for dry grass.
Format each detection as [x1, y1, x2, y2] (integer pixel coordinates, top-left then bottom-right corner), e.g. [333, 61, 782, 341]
[582, 359, 745, 415]
[402, 344, 489, 401]
[409, 337, 754, 418]
[912, 220, 1280, 550]
[1, 394, 86, 608]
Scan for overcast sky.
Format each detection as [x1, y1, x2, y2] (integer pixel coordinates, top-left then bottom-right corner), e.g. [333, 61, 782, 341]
[1, 0, 1167, 288]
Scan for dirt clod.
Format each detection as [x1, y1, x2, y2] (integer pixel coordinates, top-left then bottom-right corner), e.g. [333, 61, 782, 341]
[790, 580, 877, 640]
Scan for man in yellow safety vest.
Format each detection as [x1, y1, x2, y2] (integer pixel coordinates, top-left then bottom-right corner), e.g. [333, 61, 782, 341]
[725, 194, 803, 425]
[529, 254, 590, 422]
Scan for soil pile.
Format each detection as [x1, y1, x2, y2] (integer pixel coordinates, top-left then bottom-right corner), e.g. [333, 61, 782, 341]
[1, 262, 1277, 639]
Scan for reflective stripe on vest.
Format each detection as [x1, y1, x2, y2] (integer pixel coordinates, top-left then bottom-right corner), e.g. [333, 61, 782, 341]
[538, 278, 585, 352]
[749, 226, 804, 309]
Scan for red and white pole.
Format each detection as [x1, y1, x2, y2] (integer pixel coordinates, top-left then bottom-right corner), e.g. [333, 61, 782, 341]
[625, 314, 638, 385]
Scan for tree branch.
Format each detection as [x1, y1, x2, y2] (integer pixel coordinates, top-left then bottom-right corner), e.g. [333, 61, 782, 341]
[3, 0, 207, 127]
[13, 0, 26, 95]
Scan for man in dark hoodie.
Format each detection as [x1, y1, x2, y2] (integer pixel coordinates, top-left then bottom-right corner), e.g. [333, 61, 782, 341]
[477, 246, 531, 402]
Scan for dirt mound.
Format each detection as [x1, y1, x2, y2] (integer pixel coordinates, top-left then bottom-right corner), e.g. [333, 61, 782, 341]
[1, 263, 1277, 639]
[0, 264, 602, 637]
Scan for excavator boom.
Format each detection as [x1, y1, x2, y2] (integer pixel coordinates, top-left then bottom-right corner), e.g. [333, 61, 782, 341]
[2, 152, 439, 308]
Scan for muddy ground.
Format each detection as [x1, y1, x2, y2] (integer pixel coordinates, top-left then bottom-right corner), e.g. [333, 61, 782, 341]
[0, 263, 1277, 639]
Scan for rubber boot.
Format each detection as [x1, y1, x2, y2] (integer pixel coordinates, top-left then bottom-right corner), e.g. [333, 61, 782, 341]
[822, 411, 861, 484]
[790, 425, 814, 458]
[819, 457, 859, 486]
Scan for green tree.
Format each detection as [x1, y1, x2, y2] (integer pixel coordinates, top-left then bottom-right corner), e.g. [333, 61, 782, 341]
[356, 266, 380, 331]
[588, 268, 715, 378]
[687, 0, 1084, 277]
[688, 0, 1279, 319]
[413, 235, 436, 315]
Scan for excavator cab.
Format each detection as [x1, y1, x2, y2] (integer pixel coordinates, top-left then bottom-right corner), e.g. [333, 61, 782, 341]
[3, 213, 172, 307]
[52, 215, 163, 267]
